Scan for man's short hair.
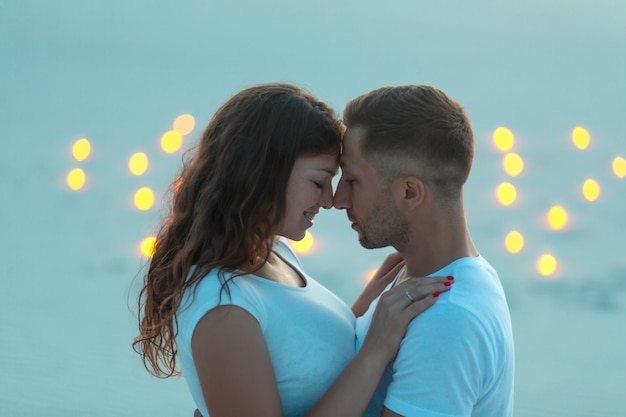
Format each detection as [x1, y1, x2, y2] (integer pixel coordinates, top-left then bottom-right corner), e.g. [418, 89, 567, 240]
[343, 85, 474, 206]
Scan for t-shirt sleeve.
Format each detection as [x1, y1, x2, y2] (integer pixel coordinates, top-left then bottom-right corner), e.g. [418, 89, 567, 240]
[178, 272, 267, 349]
[383, 303, 488, 417]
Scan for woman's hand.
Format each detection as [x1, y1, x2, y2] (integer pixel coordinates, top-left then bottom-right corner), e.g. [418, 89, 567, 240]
[351, 253, 405, 317]
[359, 275, 454, 364]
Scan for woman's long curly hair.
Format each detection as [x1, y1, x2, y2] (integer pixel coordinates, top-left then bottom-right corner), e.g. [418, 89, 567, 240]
[133, 83, 342, 377]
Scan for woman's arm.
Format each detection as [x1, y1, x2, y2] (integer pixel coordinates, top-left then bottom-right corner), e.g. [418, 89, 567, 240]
[192, 276, 453, 417]
[192, 306, 283, 417]
[352, 252, 404, 317]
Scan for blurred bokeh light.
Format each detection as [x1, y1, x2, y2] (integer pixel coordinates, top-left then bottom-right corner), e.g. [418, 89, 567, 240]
[66, 168, 86, 191]
[572, 127, 591, 150]
[362, 268, 378, 285]
[537, 254, 557, 277]
[173, 114, 196, 136]
[134, 187, 155, 211]
[161, 130, 183, 154]
[493, 127, 515, 152]
[72, 138, 91, 161]
[496, 182, 517, 206]
[613, 156, 626, 178]
[505, 230, 524, 254]
[582, 179, 601, 202]
[140, 236, 157, 258]
[289, 231, 315, 254]
[547, 205, 568, 230]
[129, 152, 149, 176]
[502, 153, 524, 177]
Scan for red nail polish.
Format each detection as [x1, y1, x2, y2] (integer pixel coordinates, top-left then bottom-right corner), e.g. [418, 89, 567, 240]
[444, 282, 451, 286]
[433, 291, 440, 297]
[447, 275, 454, 280]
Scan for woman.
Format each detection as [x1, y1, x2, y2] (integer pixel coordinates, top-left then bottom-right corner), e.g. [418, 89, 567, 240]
[133, 83, 452, 417]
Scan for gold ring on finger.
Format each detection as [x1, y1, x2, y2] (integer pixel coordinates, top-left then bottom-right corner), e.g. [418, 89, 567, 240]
[405, 290, 415, 303]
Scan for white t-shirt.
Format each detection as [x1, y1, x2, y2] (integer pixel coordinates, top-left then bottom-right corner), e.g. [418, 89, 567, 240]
[176, 239, 356, 417]
[356, 255, 515, 417]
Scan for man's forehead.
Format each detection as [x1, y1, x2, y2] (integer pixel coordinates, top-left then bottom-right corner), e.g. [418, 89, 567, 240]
[343, 125, 367, 143]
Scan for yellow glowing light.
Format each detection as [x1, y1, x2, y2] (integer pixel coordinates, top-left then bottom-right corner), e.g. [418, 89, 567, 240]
[547, 205, 568, 230]
[134, 187, 155, 211]
[364, 268, 378, 283]
[161, 130, 183, 154]
[537, 254, 557, 277]
[72, 138, 91, 161]
[582, 179, 600, 202]
[572, 127, 590, 150]
[496, 182, 517, 206]
[502, 153, 524, 177]
[66, 168, 86, 191]
[505, 231, 524, 254]
[129, 152, 149, 176]
[290, 231, 315, 254]
[613, 156, 626, 178]
[140, 236, 157, 258]
[493, 127, 514, 152]
[173, 114, 196, 136]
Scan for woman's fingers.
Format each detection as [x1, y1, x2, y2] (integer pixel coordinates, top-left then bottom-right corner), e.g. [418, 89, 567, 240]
[359, 275, 455, 363]
[392, 275, 455, 319]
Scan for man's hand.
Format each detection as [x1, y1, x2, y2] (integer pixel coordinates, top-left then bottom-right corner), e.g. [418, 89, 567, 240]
[351, 253, 404, 317]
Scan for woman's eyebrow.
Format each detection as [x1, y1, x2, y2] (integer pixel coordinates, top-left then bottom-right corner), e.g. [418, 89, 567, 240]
[315, 167, 339, 176]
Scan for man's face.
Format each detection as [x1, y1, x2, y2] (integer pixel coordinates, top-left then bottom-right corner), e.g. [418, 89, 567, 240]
[333, 127, 408, 250]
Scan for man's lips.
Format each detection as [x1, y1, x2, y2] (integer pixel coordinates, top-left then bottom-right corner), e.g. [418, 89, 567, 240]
[347, 214, 359, 230]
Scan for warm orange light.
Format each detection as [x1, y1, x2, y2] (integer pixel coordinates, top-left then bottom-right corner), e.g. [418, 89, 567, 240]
[582, 179, 600, 202]
[161, 130, 183, 154]
[505, 231, 524, 254]
[537, 254, 557, 277]
[362, 268, 379, 286]
[290, 231, 315, 254]
[502, 153, 524, 177]
[66, 168, 86, 191]
[496, 182, 517, 206]
[140, 236, 157, 258]
[129, 152, 149, 176]
[547, 205, 568, 230]
[173, 114, 196, 136]
[493, 127, 514, 152]
[134, 187, 155, 210]
[72, 138, 91, 161]
[572, 127, 590, 150]
[613, 156, 626, 178]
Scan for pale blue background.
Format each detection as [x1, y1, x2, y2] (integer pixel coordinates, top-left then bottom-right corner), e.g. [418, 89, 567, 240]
[1, 1, 625, 416]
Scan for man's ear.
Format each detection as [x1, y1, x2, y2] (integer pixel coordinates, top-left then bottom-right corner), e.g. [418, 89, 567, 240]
[393, 175, 425, 210]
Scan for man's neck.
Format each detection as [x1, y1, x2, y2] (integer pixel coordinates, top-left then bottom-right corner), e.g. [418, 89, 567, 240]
[396, 214, 478, 283]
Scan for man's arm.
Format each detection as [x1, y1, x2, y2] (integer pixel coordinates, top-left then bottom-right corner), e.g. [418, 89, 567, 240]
[352, 252, 404, 317]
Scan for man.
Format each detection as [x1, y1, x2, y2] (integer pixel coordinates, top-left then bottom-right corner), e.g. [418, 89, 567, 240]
[334, 85, 514, 417]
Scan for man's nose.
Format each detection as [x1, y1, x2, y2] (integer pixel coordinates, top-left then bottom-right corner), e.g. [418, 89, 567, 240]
[333, 180, 350, 210]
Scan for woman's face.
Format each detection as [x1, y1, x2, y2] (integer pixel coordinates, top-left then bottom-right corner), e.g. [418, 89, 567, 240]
[280, 153, 339, 241]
